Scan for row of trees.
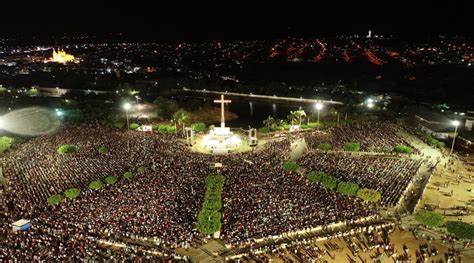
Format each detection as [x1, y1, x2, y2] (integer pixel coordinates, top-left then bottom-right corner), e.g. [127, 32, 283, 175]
[306, 170, 381, 202]
[47, 167, 144, 205]
[196, 174, 225, 235]
[415, 210, 474, 241]
[261, 114, 322, 133]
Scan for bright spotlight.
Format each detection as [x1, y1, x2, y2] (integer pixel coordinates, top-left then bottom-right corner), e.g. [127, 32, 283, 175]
[452, 120, 460, 126]
[367, 103, 375, 108]
[56, 110, 63, 116]
[367, 98, 374, 103]
[123, 103, 131, 110]
[315, 102, 323, 110]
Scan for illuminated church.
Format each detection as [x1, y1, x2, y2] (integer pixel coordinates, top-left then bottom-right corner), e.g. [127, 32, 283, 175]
[49, 48, 75, 63]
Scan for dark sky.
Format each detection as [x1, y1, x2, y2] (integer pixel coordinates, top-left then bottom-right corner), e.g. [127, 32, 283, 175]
[2, 1, 473, 40]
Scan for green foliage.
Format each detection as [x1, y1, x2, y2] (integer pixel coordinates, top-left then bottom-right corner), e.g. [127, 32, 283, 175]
[196, 210, 222, 235]
[436, 141, 445, 149]
[172, 109, 191, 126]
[137, 166, 145, 173]
[306, 122, 321, 129]
[344, 142, 361, 152]
[130, 123, 140, 130]
[64, 188, 80, 199]
[258, 127, 271, 134]
[446, 221, 474, 240]
[98, 146, 108, 154]
[0, 136, 15, 153]
[57, 144, 76, 154]
[26, 87, 40, 96]
[114, 121, 125, 129]
[426, 134, 440, 146]
[415, 211, 445, 228]
[104, 176, 117, 185]
[191, 122, 207, 132]
[123, 171, 134, 179]
[318, 143, 332, 151]
[89, 180, 103, 190]
[153, 124, 177, 133]
[197, 174, 225, 235]
[337, 181, 360, 196]
[47, 194, 63, 205]
[306, 171, 326, 183]
[320, 175, 340, 189]
[394, 144, 412, 154]
[282, 162, 299, 172]
[357, 188, 381, 202]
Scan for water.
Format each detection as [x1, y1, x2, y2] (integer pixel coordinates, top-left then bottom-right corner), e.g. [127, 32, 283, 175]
[194, 97, 316, 128]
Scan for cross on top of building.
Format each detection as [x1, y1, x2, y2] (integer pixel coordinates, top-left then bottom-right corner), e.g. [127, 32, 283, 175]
[214, 94, 231, 128]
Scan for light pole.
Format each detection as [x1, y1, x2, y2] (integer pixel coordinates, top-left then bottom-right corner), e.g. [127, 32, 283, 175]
[135, 96, 140, 116]
[123, 103, 131, 128]
[123, 102, 131, 152]
[315, 102, 323, 124]
[450, 120, 460, 156]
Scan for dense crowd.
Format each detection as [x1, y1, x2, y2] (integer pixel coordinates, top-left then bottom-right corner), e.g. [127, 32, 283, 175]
[298, 152, 422, 206]
[303, 122, 418, 153]
[0, 121, 423, 260]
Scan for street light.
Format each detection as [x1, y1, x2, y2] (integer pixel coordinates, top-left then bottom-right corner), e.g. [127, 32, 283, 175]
[123, 103, 131, 130]
[315, 102, 323, 124]
[135, 95, 140, 116]
[450, 120, 460, 155]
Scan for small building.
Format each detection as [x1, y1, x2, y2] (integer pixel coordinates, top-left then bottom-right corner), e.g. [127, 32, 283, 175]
[11, 219, 32, 232]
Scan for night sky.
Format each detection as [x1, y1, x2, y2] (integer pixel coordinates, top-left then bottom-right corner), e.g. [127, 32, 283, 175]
[2, 1, 473, 40]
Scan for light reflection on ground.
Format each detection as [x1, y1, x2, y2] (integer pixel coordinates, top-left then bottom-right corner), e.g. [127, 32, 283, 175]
[0, 107, 60, 136]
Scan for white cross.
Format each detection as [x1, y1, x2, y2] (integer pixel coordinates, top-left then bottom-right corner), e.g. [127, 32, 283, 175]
[214, 95, 231, 128]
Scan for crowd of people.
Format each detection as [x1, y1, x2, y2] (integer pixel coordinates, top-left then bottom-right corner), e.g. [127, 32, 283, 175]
[303, 122, 418, 153]
[0, 120, 425, 260]
[298, 152, 423, 206]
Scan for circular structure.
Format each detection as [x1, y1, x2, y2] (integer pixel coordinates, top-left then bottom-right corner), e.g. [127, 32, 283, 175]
[201, 126, 242, 154]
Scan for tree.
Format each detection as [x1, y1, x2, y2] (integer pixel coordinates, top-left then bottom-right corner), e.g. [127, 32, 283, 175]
[320, 175, 340, 189]
[318, 143, 332, 151]
[357, 188, 381, 202]
[173, 109, 191, 135]
[337, 181, 360, 196]
[196, 210, 222, 235]
[263, 115, 277, 130]
[415, 211, 445, 228]
[446, 221, 474, 240]
[0, 136, 15, 153]
[105, 176, 118, 185]
[57, 144, 76, 154]
[344, 142, 360, 152]
[64, 188, 80, 199]
[282, 162, 299, 172]
[137, 166, 145, 173]
[306, 171, 326, 183]
[130, 123, 140, 130]
[98, 146, 108, 154]
[47, 194, 63, 205]
[191, 122, 207, 132]
[123, 171, 134, 179]
[289, 110, 306, 126]
[197, 174, 225, 235]
[394, 144, 412, 154]
[89, 180, 103, 190]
